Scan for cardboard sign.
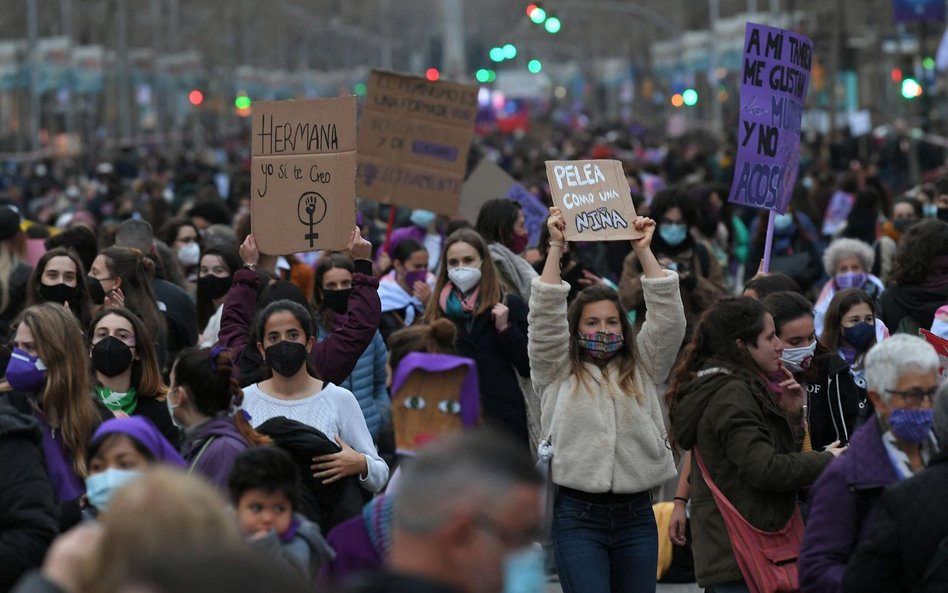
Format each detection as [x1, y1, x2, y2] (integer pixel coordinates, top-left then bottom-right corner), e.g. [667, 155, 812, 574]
[251, 96, 356, 255]
[356, 70, 478, 215]
[544, 159, 642, 241]
[920, 329, 948, 381]
[728, 23, 813, 215]
[458, 159, 548, 246]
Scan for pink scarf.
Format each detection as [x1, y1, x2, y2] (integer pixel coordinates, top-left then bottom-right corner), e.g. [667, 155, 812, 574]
[439, 283, 480, 319]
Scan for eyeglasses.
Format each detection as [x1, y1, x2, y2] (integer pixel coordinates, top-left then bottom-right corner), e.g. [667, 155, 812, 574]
[473, 513, 539, 549]
[885, 387, 937, 406]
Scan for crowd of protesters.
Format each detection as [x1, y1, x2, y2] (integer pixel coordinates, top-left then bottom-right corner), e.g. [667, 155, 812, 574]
[0, 121, 947, 593]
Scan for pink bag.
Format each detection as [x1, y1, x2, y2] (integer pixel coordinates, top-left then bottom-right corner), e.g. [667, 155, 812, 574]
[693, 448, 804, 593]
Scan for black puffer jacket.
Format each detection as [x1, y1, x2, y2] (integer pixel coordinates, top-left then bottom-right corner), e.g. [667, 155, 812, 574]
[0, 399, 59, 593]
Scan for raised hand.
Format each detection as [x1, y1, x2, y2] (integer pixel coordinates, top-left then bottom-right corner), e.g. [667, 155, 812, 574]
[547, 207, 567, 242]
[348, 227, 372, 261]
[630, 216, 656, 252]
[239, 234, 260, 267]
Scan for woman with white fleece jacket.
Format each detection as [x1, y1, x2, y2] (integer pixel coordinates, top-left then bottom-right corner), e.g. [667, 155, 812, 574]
[529, 207, 685, 593]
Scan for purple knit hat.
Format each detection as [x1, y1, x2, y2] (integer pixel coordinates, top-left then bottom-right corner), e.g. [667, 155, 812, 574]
[91, 416, 186, 467]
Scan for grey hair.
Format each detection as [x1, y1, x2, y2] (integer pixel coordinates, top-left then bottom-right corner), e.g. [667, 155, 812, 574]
[864, 334, 939, 402]
[935, 382, 948, 444]
[822, 238, 874, 276]
[392, 429, 542, 534]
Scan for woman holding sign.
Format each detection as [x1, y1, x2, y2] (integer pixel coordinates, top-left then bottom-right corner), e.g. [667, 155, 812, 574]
[530, 207, 685, 593]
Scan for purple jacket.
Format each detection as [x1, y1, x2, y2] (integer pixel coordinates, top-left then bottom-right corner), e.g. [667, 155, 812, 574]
[217, 263, 381, 385]
[180, 416, 250, 491]
[799, 419, 898, 593]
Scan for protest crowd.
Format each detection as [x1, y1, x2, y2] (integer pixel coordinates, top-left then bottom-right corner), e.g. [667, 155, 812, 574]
[2, 74, 948, 593]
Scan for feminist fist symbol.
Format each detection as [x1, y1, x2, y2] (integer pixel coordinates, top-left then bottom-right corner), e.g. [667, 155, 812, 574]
[298, 192, 328, 248]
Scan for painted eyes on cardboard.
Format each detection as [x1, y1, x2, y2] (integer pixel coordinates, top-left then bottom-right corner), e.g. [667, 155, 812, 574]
[403, 396, 426, 410]
[438, 400, 462, 415]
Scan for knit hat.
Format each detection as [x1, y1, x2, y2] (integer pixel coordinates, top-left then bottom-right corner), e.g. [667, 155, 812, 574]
[0, 207, 21, 241]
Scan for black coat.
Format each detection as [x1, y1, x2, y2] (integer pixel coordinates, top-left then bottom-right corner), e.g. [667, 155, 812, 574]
[0, 400, 59, 593]
[804, 351, 871, 448]
[843, 452, 948, 593]
[450, 293, 530, 446]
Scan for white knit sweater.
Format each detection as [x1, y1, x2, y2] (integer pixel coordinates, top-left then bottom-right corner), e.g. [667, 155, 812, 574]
[528, 272, 685, 493]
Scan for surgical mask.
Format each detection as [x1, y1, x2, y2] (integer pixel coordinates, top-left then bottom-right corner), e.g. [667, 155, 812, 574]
[893, 218, 915, 233]
[410, 209, 436, 228]
[888, 408, 934, 444]
[841, 322, 874, 351]
[6, 348, 47, 393]
[177, 242, 200, 267]
[782, 340, 817, 374]
[448, 267, 481, 293]
[91, 336, 134, 378]
[503, 545, 546, 593]
[85, 468, 144, 510]
[198, 274, 233, 300]
[659, 223, 687, 246]
[38, 282, 79, 307]
[322, 288, 353, 315]
[166, 386, 184, 429]
[773, 212, 795, 231]
[577, 331, 625, 360]
[835, 272, 867, 290]
[923, 203, 938, 218]
[404, 270, 428, 288]
[506, 231, 529, 255]
[265, 341, 309, 377]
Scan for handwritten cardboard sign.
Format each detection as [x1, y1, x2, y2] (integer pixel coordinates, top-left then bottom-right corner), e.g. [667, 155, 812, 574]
[545, 159, 642, 242]
[356, 70, 478, 215]
[728, 23, 813, 215]
[251, 97, 356, 255]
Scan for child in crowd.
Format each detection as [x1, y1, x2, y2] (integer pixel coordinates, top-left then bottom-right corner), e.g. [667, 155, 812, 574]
[228, 446, 334, 582]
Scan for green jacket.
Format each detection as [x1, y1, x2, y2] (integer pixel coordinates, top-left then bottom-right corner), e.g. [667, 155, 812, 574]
[672, 366, 833, 587]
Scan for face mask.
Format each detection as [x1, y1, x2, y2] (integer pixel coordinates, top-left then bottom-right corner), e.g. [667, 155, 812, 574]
[85, 468, 144, 510]
[835, 271, 867, 290]
[773, 212, 795, 231]
[166, 386, 184, 429]
[659, 223, 687, 246]
[198, 274, 233, 300]
[923, 203, 938, 218]
[503, 545, 546, 593]
[410, 209, 436, 228]
[448, 267, 482, 293]
[265, 341, 309, 377]
[86, 275, 106, 305]
[177, 242, 200, 267]
[577, 331, 625, 360]
[506, 231, 529, 255]
[888, 408, 934, 444]
[322, 288, 353, 315]
[404, 270, 428, 288]
[841, 322, 874, 351]
[782, 340, 817, 374]
[893, 218, 915, 233]
[6, 348, 47, 393]
[38, 282, 79, 307]
[91, 336, 134, 378]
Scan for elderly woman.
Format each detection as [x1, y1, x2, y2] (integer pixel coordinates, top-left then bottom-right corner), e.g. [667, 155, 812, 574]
[799, 334, 940, 593]
[879, 218, 948, 335]
[814, 238, 885, 338]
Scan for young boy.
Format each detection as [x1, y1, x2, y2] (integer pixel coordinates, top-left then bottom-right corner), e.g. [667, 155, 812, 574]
[228, 446, 334, 580]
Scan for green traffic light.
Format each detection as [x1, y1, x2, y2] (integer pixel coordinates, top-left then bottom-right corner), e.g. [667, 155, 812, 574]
[901, 78, 922, 99]
[235, 95, 252, 109]
[476, 69, 490, 83]
[528, 59, 542, 73]
[544, 16, 561, 33]
[923, 56, 935, 70]
[490, 47, 505, 62]
[354, 83, 367, 96]
[487, 69, 497, 83]
[530, 7, 546, 23]
[503, 44, 517, 60]
[682, 88, 698, 106]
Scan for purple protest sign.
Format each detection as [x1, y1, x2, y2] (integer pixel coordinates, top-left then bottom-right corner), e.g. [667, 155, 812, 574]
[728, 23, 813, 215]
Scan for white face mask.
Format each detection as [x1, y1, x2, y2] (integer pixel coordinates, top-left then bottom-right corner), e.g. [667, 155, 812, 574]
[781, 340, 817, 374]
[177, 242, 200, 267]
[166, 387, 184, 429]
[447, 266, 482, 293]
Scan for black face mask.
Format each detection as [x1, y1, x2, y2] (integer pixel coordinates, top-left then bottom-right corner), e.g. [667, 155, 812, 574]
[39, 282, 79, 307]
[86, 276, 106, 305]
[322, 288, 353, 315]
[198, 274, 233, 300]
[265, 341, 308, 377]
[91, 336, 134, 378]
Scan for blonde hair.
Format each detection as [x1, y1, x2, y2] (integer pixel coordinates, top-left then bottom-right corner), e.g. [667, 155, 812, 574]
[79, 467, 242, 593]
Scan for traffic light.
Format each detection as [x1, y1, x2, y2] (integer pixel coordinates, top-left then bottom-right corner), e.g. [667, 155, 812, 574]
[529, 5, 546, 23]
[528, 59, 542, 73]
[901, 78, 922, 99]
[235, 94, 252, 109]
[426, 68, 440, 81]
[490, 47, 505, 62]
[682, 88, 698, 106]
[544, 17, 561, 33]
[188, 89, 204, 106]
[671, 94, 684, 108]
[503, 44, 517, 60]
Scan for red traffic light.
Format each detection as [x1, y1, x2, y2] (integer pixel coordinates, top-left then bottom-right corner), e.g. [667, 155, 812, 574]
[526, 3, 538, 16]
[426, 68, 440, 82]
[188, 89, 204, 106]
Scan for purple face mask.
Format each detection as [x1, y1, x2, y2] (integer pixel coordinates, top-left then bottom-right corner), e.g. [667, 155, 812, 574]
[835, 272, 868, 290]
[889, 408, 934, 444]
[404, 270, 428, 288]
[6, 348, 47, 393]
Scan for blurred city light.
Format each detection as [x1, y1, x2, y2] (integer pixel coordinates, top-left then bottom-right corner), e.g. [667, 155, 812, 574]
[354, 83, 367, 96]
[682, 88, 698, 106]
[476, 69, 491, 83]
[923, 56, 935, 70]
[426, 67, 440, 81]
[503, 44, 517, 60]
[188, 90, 203, 106]
[671, 93, 684, 107]
[545, 17, 561, 33]
[901, 78, 922, 99]
[528, 59, 542, 73]
[490, 47, 505, 62]
[234, 94, 251, 109]
[529, 6, 547, 23]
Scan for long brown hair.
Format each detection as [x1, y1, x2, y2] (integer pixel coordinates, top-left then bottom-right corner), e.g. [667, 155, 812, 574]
[423, 229, 502, 322]
[27, 247, 94, 333]
[89, 307, 168, 400]
[567, 285, 641, 400]
[16, 303, 99, 476]
[818, 288, 875, 353]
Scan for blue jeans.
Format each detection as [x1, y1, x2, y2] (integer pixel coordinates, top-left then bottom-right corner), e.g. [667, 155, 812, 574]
[552, 491, 657, 593]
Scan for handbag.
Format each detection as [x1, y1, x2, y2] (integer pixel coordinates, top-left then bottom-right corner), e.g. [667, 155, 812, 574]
[693, 448, 804, 593]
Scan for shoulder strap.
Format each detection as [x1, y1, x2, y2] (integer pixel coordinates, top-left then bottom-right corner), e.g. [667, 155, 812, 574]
[187, 436, 217, 474]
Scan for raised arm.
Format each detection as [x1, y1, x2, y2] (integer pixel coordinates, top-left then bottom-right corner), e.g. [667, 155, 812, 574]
[219, 234, 264, 360]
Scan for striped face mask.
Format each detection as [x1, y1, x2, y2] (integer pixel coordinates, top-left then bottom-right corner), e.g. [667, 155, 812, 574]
[577, 331, 624, 360]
